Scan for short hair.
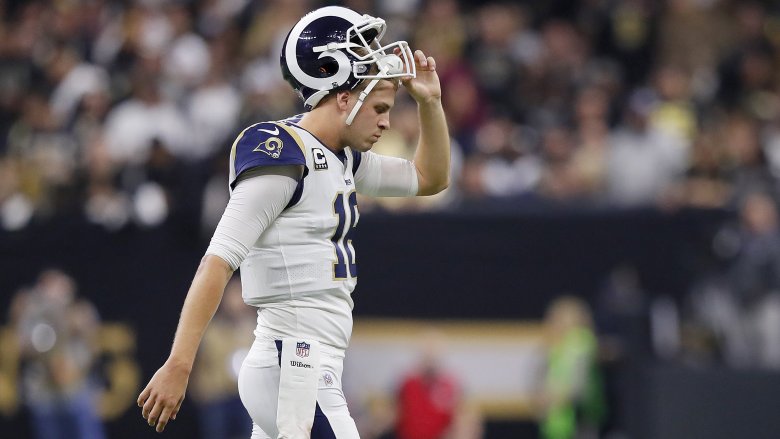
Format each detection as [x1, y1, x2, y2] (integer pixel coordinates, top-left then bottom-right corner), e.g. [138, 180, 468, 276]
[353, 76, 400, 93]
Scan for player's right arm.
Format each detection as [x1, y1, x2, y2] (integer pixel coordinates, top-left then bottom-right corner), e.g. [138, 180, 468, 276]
[137, 254, 232, 432]
[137, 171, 298, 433]
[137, 123, 306, 433]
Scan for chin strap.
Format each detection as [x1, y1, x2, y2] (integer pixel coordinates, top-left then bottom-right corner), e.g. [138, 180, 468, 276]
[345, 77, 380, 125]
[304, 90, 330, 111]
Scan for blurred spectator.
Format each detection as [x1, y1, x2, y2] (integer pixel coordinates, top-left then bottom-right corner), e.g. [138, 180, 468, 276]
[567, 85, 612, 199]
[535, 296, 606, 439]
[196, 0, 252, 40]
[721, 114, 776, 205]
[590, 0, 656, 87]
[413, 0, 467, 74]
[439, 67, 487, 157]
[716, 1, 776, 116]
[6, 91, 79, 217]
[605, 89, 688, 206]
[680, 190, 780, 371]
[187, 63, 241, 161]
[726, 191, 780, 368]
[162, 2, 211, 99]
[80, 135, 131, 231]
[592, 265, 650, 437]
[103, 72, 189, 166]
[0, 157, 34, 230]
[668, 127, 732, 209]
[46, 44, 110, 129]
[536, 125, 583, 200]
[469, 3, 526, 118]
[524, 19, 590, 129]
[657, 0, 731, 102]
[461, 116, 540, 198]
[594, 265, 651, 363]
[649, 64, 696, 144]
[395, 330, 463, 439]
[10, 269, 105, 439]
[190, 278, 255, 439]
[365, 96, 462, 211]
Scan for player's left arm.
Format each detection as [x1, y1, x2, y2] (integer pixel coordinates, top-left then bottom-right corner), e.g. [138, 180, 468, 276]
[401, 48, 450, 196]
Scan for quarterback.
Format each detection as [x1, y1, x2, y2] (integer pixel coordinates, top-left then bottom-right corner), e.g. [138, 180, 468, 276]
[137, 5, 449, 438]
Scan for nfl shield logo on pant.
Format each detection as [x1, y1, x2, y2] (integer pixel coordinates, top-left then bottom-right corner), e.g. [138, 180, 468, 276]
[296, 342, 310, 358]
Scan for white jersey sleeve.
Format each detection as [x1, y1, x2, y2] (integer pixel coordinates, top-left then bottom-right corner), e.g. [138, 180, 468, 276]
[205, 174, 298, 270]
[352, 150, 418, 197]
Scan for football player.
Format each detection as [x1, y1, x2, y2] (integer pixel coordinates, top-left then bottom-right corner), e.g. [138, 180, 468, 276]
[137, 6, 449, 438]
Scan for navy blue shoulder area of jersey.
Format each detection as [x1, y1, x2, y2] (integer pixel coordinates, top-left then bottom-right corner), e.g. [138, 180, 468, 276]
[351, 149, 362, 175]
[283, 114, 304, 125]
[232, 122, 306, 180]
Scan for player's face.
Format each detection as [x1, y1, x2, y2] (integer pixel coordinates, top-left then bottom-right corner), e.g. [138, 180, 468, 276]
[346, 81, 397, 152]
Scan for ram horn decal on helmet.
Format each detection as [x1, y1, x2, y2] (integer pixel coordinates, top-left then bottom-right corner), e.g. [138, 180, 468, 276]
[284, 9, 353, 92]
[280, 6, 415, 121]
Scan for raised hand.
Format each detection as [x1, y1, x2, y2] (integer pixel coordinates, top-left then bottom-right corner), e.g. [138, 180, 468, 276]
[396, 47, 441, 104]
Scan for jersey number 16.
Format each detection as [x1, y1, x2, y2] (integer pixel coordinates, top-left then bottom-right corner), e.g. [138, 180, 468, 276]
[331, 191, 358, 279]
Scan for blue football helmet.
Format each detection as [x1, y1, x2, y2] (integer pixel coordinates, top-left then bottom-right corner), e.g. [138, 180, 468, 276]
[281, 6, 415, 124]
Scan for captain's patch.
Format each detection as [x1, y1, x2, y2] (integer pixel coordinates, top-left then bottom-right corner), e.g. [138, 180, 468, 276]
[313, 148, 328, 170]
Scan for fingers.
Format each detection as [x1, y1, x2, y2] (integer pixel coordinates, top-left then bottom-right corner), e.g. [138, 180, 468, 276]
[141, 391, 165, 426]
[396, 48, 436, 72]
[146, 398, 165, 430]
[172, 398, 184, 420]
[141, 393, 155, 420]
[138, 364, 191, 431]
[156, 405, 174, 433]
[137, 385, 150, 408]
[415, 52, 436, 71]
[150, 405, 163, 426]
[415, 49, 426, 67]
[394, 46, 415, 73]
[141, 392, 181, 432]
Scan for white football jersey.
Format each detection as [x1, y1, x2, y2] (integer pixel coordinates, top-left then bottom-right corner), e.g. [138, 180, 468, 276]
[228, 117, 363, 352]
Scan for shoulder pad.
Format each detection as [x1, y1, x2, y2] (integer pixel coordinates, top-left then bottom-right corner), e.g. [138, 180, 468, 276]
[231, 122, 306, 179]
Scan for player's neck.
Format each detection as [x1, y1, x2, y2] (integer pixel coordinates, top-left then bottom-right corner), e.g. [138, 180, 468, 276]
[298, 110, 346, 153]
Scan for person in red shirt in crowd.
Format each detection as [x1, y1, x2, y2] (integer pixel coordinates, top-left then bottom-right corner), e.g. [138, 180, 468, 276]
[395, 331, 461, 439]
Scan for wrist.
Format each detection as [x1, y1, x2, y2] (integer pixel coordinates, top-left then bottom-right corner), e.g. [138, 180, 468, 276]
[416, 95, 442, 106]
[165, 356, 193, 374]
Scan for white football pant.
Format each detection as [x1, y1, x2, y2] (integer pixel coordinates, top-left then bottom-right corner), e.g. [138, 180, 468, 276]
[238, 338, 360, 438]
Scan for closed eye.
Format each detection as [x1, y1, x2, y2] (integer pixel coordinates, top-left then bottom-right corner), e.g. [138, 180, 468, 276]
[375, 104, 390, 114]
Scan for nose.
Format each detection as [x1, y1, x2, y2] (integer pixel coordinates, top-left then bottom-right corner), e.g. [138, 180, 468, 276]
[378, 115, 390, 130]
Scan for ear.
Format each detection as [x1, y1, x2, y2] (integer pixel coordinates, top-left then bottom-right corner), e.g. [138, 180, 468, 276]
[335, 91, 351, 112]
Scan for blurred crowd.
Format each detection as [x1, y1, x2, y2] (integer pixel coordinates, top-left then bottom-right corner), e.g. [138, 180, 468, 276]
[5, 0, 780, 436]
[6, 269, 105, 439]
[3, 0, 780, 232]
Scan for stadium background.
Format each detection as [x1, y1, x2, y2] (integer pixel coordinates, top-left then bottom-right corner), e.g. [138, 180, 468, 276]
[3, 0, 780, 437]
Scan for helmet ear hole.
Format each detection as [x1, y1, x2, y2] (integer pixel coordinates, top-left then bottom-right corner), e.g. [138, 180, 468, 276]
[318, 60, 340, 77]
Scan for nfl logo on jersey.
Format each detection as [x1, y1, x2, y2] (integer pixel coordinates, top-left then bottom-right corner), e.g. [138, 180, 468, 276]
[296, 342, 310, 358]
